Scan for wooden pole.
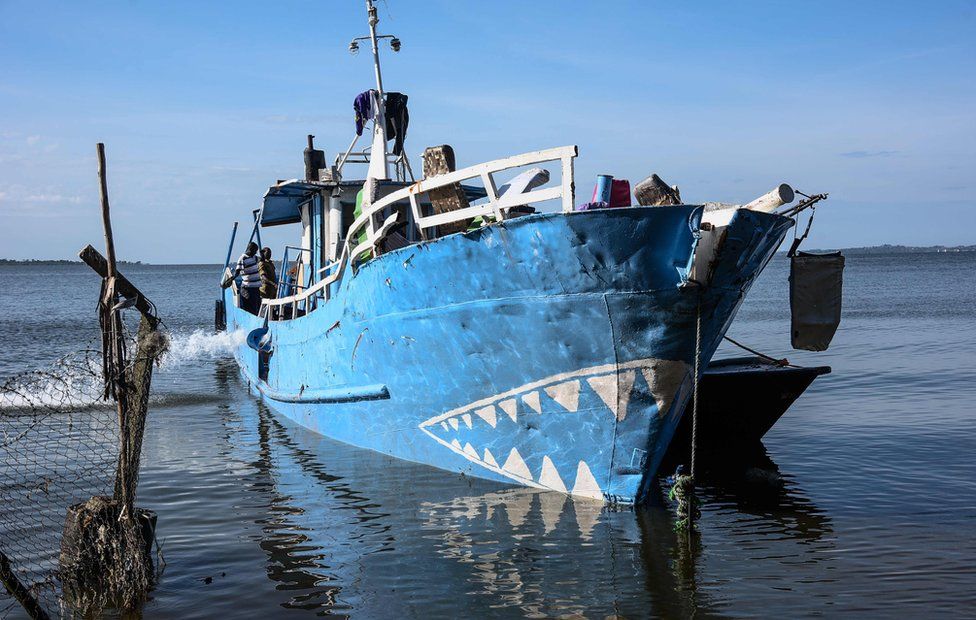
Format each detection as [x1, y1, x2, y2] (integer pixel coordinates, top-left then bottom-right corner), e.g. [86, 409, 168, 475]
[0, 551, 50, 620]
[95, 143, 131, 513]
[96, 143, 117, 278]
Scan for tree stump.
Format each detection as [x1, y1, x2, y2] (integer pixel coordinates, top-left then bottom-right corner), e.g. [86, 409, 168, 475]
[59, 496, 156, 613]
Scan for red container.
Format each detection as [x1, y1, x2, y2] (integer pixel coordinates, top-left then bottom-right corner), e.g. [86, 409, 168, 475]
[610, 179, 631, 208]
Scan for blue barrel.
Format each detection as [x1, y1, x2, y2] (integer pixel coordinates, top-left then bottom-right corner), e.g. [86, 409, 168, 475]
[592, 174, 613, 204]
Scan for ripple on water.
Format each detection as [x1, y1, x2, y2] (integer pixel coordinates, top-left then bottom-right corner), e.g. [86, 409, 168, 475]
[0, 255, 974, 616]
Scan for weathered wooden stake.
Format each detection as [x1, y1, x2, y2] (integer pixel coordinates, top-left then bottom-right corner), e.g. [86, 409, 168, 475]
[95, 143, 133, 515]
[0, 551, 50, 620]
[96, 143, 118, 278]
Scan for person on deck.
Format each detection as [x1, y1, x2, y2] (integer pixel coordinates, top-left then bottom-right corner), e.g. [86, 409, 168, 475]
[235, 242, 262, 314]
[259, 247, 277, 300]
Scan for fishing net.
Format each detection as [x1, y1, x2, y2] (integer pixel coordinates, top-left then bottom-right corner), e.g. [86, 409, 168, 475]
[0, 310, 168, 618]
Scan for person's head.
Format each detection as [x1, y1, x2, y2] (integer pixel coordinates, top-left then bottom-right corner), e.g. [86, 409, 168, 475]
[245, 242, 259, 256]
[261, 247, 272, 260]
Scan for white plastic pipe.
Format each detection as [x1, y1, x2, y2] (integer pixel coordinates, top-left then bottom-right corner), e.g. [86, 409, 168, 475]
[743, 183, 795, 213]
[701, 183, 795, 227]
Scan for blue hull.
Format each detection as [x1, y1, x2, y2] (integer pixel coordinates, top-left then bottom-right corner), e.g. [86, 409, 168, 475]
[225, 206, 792, 504]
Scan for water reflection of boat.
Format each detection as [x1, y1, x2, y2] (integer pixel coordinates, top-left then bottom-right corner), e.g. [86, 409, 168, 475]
[666, 439, 834, 544]
[417, 482, 724, 616]
[219, 380, 832, 616]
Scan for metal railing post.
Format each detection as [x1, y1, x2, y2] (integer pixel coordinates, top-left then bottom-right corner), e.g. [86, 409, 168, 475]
[221, 221, 239, 285]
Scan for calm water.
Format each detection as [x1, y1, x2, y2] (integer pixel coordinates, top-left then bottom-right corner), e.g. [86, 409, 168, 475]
[1, 252, 975, 617]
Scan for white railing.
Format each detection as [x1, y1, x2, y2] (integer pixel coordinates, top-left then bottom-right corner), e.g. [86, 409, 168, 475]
[260, 145, 577, 319]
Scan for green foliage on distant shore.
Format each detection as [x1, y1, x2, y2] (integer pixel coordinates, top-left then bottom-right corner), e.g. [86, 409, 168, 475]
[0, 258, 143, 265]
[811, 244, 975, 254]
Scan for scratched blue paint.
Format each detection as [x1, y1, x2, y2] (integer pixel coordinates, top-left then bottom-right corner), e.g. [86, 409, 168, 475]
[223, 206, 792, 504]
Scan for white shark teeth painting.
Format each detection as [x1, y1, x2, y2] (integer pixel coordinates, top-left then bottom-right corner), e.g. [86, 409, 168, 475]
[418, 358, 692, 500]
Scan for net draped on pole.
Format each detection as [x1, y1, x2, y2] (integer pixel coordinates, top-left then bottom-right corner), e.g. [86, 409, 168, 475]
[0, 314, 168, 618]
[2, 142, 168, 618]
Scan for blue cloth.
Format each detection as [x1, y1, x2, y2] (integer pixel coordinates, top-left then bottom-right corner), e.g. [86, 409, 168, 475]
[354, 90, 375, 136]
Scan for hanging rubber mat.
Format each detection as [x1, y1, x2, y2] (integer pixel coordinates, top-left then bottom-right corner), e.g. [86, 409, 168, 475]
[790, 251, 845, 351]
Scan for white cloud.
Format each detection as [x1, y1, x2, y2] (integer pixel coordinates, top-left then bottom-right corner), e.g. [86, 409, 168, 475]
[0, 185, 86, 216]
[23, 193, 83, 204]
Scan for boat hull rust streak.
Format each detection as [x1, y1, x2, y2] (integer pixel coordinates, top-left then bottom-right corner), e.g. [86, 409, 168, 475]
[225, 206, 793, 504]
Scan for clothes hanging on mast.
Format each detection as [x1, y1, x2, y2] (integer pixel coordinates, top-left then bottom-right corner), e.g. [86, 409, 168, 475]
[384, 92, 409, 156]
[354, 89, 377, 136]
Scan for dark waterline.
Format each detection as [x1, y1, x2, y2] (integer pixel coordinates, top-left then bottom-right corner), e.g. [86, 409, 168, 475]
[1, 252, 975, 617]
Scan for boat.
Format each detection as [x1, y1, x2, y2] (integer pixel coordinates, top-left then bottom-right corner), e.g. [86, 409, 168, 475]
[664, 356, 831, 463]
[216, 1, 819, 505]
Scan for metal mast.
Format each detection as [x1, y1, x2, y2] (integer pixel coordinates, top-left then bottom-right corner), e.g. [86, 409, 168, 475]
[364, 0, 389, 180]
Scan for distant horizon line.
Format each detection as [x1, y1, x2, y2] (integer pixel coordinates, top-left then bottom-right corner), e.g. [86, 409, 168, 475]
[3, 242, 974, 266]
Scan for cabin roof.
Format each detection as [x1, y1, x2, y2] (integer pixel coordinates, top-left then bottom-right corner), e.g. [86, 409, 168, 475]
[260, 178, 489, 227]
[261, 179, 334, 226]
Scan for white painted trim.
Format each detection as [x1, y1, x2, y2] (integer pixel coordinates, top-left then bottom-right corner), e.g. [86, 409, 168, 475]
[262, 145, 579, 313]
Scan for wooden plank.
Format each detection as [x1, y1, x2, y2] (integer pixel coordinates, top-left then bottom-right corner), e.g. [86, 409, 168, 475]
[78, 244, 158, 324]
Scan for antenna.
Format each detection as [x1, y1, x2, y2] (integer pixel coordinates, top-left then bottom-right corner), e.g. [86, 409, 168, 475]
[349, 0, 404, 181]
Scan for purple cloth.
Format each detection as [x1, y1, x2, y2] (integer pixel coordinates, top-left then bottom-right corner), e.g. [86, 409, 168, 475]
[575, 201, 609, 211]
[354, 90, 375, 136]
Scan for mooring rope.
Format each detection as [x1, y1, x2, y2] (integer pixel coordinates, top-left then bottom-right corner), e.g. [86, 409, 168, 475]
[691, 294, 701, 484]
[668, 292, 703, 532]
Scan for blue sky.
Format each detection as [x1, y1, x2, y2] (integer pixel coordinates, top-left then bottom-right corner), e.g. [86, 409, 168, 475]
[1, 0, 973, 262]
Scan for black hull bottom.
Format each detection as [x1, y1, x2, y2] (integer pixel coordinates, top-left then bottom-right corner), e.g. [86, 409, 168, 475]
[663, 356, 830, 468]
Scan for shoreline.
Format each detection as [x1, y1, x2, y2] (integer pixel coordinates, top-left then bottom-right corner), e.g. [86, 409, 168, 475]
[3, 244, 974, 267]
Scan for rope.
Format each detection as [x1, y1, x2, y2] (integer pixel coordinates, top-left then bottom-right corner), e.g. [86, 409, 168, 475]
[691, 294, 701, 483]
[786, 205, 817, 257]
[722, 335, 792, 367]
[668, 292, 703, 532]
